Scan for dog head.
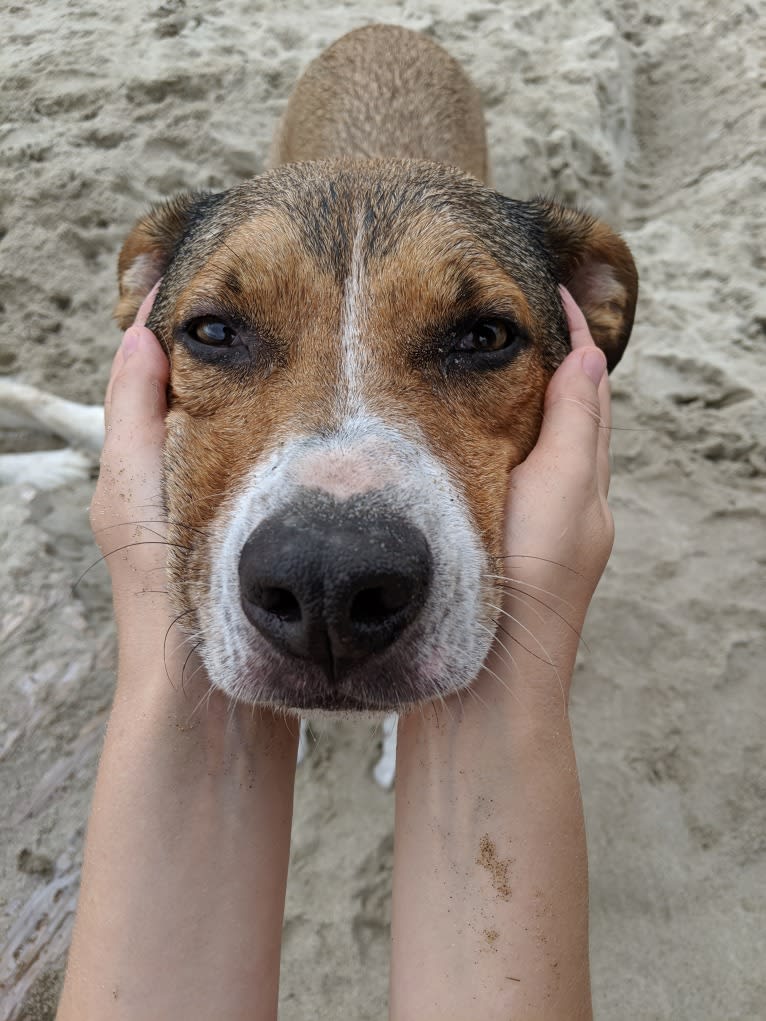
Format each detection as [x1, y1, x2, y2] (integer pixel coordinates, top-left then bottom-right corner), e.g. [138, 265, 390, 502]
[116, 160, 637, 711]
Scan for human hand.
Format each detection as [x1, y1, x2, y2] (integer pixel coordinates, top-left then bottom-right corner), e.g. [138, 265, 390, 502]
[390, 289, 602, 1019]
[88, 285, 192, 674]
[64, 298, 297, 1021]
[479, 286, 613, 708]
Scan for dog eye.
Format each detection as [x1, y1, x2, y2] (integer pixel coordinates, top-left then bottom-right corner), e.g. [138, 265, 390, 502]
[186, 317, 238, 346]
[456, 319, 511, 353]
[441, 316, 528, 373]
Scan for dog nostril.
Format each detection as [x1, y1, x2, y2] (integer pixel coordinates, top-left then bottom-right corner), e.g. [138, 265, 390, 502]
[258, 586, 302, 622]
[350, 578, 414, 624]
[239, 505, 433, 675]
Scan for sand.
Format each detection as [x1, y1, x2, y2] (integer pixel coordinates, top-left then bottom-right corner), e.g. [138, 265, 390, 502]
[0, 1, 764, 1018]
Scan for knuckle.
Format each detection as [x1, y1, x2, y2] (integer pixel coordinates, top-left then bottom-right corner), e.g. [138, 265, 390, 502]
[548, 390, 602, 426]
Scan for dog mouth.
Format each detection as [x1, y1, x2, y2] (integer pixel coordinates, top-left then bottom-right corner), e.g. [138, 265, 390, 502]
[186, 421, 494, 712]
[231, 663, 436, 714]
[182, 503, 494, 712]
[189, 553, 493, 713]
[198, 616, 472, 713]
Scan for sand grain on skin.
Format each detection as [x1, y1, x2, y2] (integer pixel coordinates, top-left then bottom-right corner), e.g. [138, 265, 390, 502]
[477, 833, 514, 900]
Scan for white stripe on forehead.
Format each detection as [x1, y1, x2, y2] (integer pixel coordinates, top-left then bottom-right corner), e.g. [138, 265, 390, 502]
[338, 217, 371, 418]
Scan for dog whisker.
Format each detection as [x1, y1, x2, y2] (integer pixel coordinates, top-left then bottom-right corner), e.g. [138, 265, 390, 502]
[489, 606, 567, 711]
[488, 571, 589, 649]
[487, 604, 554, 663]
[91, 518, 207, 538]
[477, 619, 521, 676]
[471, 634, 523, 708]
[185, 679, 217, 727]
[437, 688, 456, 725]
[484, 573, 577, 610]
[485, 610, 555, 667]
[477, 619, 521, 675]
[163, 607, 199, 685]
[501, 589, 547, 629]
[180, 640, 203, 696]
[224, 690, 240, 739]
[453, 684, 464, 717]
[497, 584, 589, 652]
[490, 553, 582, 576]
[464, 680, 491, 713]
[542, 396, 605, 426]
[72, 540, 193, 592]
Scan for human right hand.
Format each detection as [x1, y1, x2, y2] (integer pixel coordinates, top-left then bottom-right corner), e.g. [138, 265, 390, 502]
[480, 286, 613, 707]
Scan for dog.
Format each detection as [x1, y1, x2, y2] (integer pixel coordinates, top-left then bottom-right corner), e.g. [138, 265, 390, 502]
[1, 24, 637, 786]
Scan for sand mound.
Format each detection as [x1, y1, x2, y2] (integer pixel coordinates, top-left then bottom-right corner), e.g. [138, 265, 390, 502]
[1, 2, 764, 1018]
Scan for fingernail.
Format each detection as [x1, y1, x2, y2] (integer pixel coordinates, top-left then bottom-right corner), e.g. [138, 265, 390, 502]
[582, 349, 606, 385]
[122, 328, 141, 358]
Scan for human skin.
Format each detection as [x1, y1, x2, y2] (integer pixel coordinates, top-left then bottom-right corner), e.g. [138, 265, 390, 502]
[57, 288, 299, 1021]
[57, 287, 608, 1020]
[390, 290, 609, 1020]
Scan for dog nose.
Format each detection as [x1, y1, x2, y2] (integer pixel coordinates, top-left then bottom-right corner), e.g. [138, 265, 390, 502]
[238, 499, 432, 680]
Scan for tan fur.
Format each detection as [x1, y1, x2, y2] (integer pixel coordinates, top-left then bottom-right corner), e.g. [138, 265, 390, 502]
[269, 24, 489, 183]
[115, 193, 208, 330]
[159, 198, 548, 617]
[533, 200, 638, 371]
[112, 25, 638, 699]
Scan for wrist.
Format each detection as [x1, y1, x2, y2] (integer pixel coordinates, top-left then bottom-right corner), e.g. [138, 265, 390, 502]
[399, 684, 576, 768]
[63, 671, 295, 1021]
[393, 657, 589, 1021]
[108, 650, 299, 776]
[480, 583, 592, 714]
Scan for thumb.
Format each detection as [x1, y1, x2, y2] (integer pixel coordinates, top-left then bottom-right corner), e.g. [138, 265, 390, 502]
[92, 326, 169, 543]
[104, 326, 169, 455]
[535, 346, 607, 471]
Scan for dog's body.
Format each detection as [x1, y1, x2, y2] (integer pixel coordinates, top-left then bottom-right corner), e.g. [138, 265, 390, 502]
[268, 25, 489, 181]
[2, 26, 637, 784]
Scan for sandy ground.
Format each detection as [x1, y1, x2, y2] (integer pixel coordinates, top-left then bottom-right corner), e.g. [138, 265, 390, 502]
[1, 1, 764, 1018]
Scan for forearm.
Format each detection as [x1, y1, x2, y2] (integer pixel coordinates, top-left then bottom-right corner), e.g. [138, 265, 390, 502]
[390, 645, 591, 1021]
[58, 649, 297, 1021]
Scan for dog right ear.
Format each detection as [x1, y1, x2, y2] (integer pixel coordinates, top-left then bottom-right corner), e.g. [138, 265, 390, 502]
[529, 199, 638, 372]
[115, 192, 215, 330]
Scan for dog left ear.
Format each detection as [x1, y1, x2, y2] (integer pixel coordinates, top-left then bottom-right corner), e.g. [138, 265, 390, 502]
[115, 191, 217, 331]
[532, 199, 638, 371]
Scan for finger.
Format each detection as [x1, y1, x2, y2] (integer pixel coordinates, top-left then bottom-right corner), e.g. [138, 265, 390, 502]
[536, 346, 607, 480]
[104, 340, 126, 425]
[92, 328, 169, 555]
[103, 327, 169, 450]
[596, 369, 612, 495]
[104, 282, 162, 422]
[560, 286, 594, 351]
[135, 280, 162, 328]
[560, 285, 612, 493]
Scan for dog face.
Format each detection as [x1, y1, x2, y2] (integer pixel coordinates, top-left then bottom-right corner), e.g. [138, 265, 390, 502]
[117, 160, 637, 711]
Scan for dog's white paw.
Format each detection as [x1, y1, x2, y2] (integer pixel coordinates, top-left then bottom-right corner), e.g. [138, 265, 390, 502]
[0, 379, 104, 453]
[0, 448, 93, 489]
[297, 718, 311, 764]
[295, 714, 398, 789]
[372, 714, 398, 790]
